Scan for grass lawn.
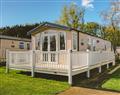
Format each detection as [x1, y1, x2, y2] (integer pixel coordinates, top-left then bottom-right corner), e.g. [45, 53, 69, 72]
[0, 67, 70, 95]
[102, 68, 120, 91]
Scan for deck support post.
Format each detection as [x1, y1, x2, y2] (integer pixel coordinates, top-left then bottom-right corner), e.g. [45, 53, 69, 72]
[112, 61, 115, 66]
[107, 63, 109, 69]
[87, 70, 90, 78]
[6, 49, 9, 73]
[68, 50, 72, 85]
[98, 66, 102, 73]
[31, 50, 35, 77]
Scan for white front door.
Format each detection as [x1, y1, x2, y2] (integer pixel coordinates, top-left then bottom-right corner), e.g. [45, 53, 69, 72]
[42, 34, 57, 63]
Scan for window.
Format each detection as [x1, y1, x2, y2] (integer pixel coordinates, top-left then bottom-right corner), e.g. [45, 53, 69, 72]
[42, 36, 48, 51]
[27, 43, 30, 50]
[72, 32, 77, 50]
[88, 38, 92, 51]
[35, 34, 41, 50]
[92, 39, 96, 51]
[36, 40, 40, 50]
[93, 46, 96, 51]
[60, 32, 65, 50]
[50, 35, 56, 51]
[19, 42, 24, 49]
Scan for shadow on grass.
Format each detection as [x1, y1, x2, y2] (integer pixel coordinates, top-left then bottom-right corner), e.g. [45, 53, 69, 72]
[72, 64, 120, 93]
[72, 65, 109, 88]
[0, 62, 6, 67]
[17, 63, 119, 92]
[19, 71, 68, 82]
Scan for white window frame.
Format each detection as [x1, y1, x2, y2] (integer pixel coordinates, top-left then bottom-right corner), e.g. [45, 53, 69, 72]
[41, 32, 58, 52]
[35, 33, 41, 50]
[72, 32, 78, 51]
[59, 32, 66, 51]
[19, 41, 24, 49]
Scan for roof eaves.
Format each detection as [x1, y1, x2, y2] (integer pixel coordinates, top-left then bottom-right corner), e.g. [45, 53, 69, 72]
[27, 22, 72, 35]
[0, 35, 31, 42]
[27, 22, 108, 42]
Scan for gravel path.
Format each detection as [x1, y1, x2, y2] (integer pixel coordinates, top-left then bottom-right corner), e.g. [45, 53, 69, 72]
[58, 87, 120, 95]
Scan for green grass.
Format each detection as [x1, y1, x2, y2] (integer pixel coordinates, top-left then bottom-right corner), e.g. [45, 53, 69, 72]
[102, 68, 120, 91]
[0, 67, 70, 95]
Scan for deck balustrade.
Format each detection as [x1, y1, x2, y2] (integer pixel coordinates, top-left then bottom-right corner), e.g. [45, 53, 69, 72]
[6, 50, 115, 85]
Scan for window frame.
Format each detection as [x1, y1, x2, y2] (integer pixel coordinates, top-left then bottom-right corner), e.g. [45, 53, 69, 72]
[35, 33, 41, 50]
[72, 32, 78, 51]
[27, 43, 30, 50]
[59, 32, 66, 51]
[19, 42, 24, 49]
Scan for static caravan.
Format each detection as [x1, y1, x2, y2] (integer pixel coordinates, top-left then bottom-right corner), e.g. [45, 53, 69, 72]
[30, 22, 111, 52]
[6, 22, 115, 84]
[0, 35, 31, 62]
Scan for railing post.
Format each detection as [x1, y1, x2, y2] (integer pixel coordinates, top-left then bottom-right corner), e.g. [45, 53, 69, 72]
[112, 53, 115, 66]
[99, 66, 102, 73]
[56, 51, 59, 64]
[6, 49, 9, 73]
[31, 50, 35, 77]
[98, 51, 102, 73]
[87, 51, 90, 78]
[68, 50, 72, 85]
[107, 63, 109, 69]
[87, 70, 90, 78]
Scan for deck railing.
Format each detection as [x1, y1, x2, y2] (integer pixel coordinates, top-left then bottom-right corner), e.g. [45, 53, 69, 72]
[35, 50, 68, 70]
[6, 50, 115, 84]
[88, 51, 115, 66]
[6, 50, 68, 71]
[6, 50, 32, 70]
[6, 50, 115, 70]
[71, 51, 89, 69]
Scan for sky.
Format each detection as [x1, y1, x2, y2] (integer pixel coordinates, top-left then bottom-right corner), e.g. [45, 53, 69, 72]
[0, 0, 110, 27]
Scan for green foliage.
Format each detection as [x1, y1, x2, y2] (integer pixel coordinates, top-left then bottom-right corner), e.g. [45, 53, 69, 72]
[0, 67, 70, 95]
[0, 23, 40, 38]
[84, 22, 101, 36]
[100, 0, 120, 51]
[57, 3, 85, 30]
[102, 68, 120, 91]
[57, 3, 102, 36]
[103, 26, 120, 51]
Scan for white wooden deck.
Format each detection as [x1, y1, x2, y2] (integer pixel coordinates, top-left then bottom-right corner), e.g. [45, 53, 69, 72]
[6, 50, 115, 84]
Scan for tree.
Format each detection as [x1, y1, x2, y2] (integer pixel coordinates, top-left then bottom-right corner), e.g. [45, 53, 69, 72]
[57, 3, 86, 51]
[101, 0, 120, 52]
[84, 22, 100, 36]
[0, 23, 40, 38]
[57, 3, 85, 30]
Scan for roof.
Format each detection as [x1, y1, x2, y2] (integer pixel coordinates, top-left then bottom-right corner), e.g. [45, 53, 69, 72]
[27, 22, 73, 35]
[27, 22, 109, 41]
[0, 35, 31, 42]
